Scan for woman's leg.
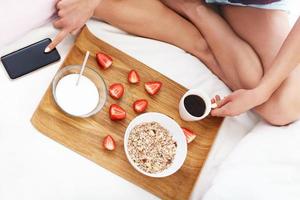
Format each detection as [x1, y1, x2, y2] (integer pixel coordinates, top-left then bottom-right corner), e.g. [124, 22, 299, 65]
[93, 0, 226, 81]
[255, 66, 300, 125]
[222, 6, 300, 125]
[161, 0, 263, 90]
[163, 1, 300, 125]
[221, 6, 291, 72]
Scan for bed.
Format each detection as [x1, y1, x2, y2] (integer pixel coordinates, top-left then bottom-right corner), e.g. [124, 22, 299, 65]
[0, 17, 298, 200]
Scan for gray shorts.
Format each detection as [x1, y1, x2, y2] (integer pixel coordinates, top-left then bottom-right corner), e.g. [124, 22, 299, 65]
[205, 0, 289, 11]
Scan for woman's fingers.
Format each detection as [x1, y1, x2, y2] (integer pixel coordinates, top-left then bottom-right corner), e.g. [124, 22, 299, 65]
[216, 95, 231, 108]
[50, 0, 99, 53]
[215, 95, 221, 102]
[211, 96, 233, 117]
[211, 103, 233, 117]
[53, 19, 64, 29]
[211, 106, 229, 117]
[44, 29, 69, 52]
[211, 95, 221, 108]
[211, 98, 216, 104]
[56, 0, 64, 10]
[70, 27, 82, 35]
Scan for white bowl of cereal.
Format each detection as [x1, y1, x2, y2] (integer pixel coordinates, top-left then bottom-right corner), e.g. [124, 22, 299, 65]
[124, 112, 187, 178]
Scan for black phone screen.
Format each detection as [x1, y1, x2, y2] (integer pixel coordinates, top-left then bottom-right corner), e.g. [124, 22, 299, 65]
[1, 38, 60, 79]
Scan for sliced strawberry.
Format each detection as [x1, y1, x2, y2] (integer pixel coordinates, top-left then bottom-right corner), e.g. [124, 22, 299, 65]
[96, 52, 113, 69]
[128, 70, 140, 84]
[182, 127, 197, 144]
[103, 135, 116, 151]
[109, 104, 126, 120]
[145, 81, 162, 96]
[109, 83, 124, 99]
[133, 99, 148, 113]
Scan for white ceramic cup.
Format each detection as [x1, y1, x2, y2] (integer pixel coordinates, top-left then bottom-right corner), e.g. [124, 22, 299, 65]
[179, 89, 217, 121]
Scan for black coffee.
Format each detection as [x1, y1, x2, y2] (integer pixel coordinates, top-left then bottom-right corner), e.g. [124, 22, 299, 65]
[184, 95, 206, 117]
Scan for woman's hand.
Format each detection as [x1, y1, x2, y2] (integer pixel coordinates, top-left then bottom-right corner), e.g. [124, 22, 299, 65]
[45, 0, 101, 52]
[211, 88, 269, 117]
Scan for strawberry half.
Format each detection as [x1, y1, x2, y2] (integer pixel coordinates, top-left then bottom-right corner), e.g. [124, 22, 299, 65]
[96, 52, 113, 69]
[109, 83, 124, 100]
[182, 127, 197, 143]
[109, 104, 126, 121]
[128, 70, 140, 84]
[103, 135, 116, 151]
[145, 81, 162, 96]
[133, 99, 148, 113]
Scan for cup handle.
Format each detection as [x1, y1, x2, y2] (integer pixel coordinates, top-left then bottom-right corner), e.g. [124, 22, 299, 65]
[211, 102, 218, 109]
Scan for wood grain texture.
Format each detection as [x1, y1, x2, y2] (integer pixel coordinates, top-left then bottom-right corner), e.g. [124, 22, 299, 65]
[31, 27, 223, 200]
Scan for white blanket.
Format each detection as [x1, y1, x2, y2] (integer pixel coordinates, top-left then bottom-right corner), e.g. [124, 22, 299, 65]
[204, 120, 300, 200]
[0, 0, 55, 47]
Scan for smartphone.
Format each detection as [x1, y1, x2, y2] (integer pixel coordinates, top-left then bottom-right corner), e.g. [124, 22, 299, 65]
[1, 38, 60, 79]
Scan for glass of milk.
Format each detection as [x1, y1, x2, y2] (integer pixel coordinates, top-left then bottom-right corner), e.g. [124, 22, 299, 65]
[52, 65, 107, 118]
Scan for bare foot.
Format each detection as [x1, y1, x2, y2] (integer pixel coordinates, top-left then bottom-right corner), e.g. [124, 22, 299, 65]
[160, 0, 205, 18]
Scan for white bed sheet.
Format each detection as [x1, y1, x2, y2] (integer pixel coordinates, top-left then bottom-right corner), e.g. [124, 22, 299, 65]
[0, 20, 258, 200]
[203, 120, 300, 200]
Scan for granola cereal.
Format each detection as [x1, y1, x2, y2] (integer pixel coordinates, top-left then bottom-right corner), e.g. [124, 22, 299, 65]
[127, 122, 177, 174]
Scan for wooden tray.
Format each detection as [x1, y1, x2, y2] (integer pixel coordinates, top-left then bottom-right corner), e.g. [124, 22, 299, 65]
[31, 27, 223, 200]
